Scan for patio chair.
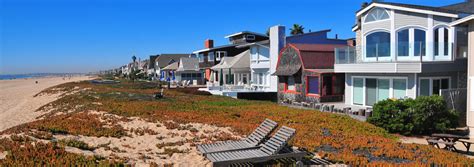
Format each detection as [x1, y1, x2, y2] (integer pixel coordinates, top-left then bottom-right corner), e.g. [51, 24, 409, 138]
[197, 119, 278, 155]
[205, 126, 306, 167]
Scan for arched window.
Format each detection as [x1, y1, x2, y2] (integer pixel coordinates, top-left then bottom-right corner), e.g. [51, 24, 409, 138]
[397, 28, 426, 57]
[364, 8, 390, 23]
[366, 31, 391, 58]
[434, 27, 450, 56]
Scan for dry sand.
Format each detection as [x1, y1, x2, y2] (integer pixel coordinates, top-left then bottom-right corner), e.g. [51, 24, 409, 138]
[0, 76, 92, 132]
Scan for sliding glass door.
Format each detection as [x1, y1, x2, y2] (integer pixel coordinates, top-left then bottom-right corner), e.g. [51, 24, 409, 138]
[353, 77, 407, 106]
[419, 78, 450, 96]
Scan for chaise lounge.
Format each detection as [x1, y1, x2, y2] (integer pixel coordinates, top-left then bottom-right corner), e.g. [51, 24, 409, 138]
[205, 126, 306, 167]
[197, 119, 278, 155]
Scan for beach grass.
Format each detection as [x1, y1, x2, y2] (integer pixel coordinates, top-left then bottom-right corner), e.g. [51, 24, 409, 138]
[1, 79, 473, 165]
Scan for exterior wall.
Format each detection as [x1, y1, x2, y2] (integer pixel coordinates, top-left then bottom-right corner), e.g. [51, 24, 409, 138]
[434, 16, 453, 27]
[278, 72, 344, 104]
[355, 29, 363, 62]
[270, 26, 286, 92]
[394, 11, 428, 29]
[362, 19, 391, 34]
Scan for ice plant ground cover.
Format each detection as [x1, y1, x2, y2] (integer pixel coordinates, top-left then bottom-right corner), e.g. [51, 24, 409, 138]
[0, 80, 473, 165]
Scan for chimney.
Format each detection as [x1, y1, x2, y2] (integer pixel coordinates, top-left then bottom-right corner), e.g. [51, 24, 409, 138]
[335, 34, 338, 39]
[269, 25, 285, 92]
[205, 39, 214, 49]
[347, 39, 356, 47]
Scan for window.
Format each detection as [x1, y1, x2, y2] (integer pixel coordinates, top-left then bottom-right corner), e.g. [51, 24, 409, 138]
[393, 79, 407, 99]
[353, 78, 364, 105]
[397, 28, 426, 58]
[434, 27, 450, 56]
[364, 8, 390, 23]
[307, 76, 319, 95]
[366, 31, 391, 58]
[246, 34, 255, 40]
[208, 52, 214, 62]
[198, 53, 204, 62]
[353, 77, 408, 106]
[419, 78, 450, 96]
[251, 47, 258, 61]
[414, 29, 426, 56]
[397, 29, 409, 57]
[287, 77, 296, 91]
[216, 51, 226, 61]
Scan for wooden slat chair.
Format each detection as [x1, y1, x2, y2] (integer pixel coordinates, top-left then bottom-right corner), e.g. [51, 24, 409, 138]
[197, 119, 278, 155]
[205, 126, 307, 167]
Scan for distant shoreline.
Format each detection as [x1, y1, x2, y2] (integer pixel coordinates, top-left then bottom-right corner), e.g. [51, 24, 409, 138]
[0, 73, 87, 80]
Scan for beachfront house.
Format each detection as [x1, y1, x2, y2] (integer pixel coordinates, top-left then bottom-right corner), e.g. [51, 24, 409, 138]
[275, 43, 350, 105]
[154, 54, 189, 81]
[194, 31, 269, 87]
[210, 50, 251, 89]
[451, 14, 474, 137]
[334, 1, 471, 108]
[161, 61, 179, 83]
[175, 57, 203, 85]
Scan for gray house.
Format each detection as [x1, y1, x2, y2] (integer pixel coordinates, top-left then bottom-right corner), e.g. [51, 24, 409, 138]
[153, 54, 189, 81]
[334, 1, 472, 107]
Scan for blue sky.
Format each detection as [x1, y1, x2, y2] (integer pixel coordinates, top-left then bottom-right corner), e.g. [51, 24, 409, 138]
[0, 0, 462, 74]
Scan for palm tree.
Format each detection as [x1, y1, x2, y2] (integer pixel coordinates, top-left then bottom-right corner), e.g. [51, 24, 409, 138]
[290, 24, 304, 35]
[132, 55, 137, 62]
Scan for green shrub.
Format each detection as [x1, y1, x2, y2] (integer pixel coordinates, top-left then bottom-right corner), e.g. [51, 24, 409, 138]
[368, 96, 458, 135]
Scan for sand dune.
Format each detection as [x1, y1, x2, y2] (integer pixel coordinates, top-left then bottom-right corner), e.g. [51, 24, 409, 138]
[0, 76, 91, 132]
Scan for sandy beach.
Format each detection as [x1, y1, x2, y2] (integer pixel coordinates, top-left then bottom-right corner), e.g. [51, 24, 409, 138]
[0, 76, 92, 132]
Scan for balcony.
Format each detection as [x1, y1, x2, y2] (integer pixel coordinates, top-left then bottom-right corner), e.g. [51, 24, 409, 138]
[334, 42, 466, 73]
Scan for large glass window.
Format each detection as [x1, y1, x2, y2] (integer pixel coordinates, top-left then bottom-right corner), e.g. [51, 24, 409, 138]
[366, 32, 391, 58]
[393, 79, 407, 99]
[364, 8, 390, 23]
[377, 79, 390, 102]
[414, 29, 426, 56]
[419, 78, 450, 96]
[397, 29, 409, 57]
[307, 76, 319, 95]
[353, 78, 364, 105]
[434, 27, 450, 56]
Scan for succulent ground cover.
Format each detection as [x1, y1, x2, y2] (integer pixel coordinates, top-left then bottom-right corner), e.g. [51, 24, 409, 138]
[1, 80, 473, 165]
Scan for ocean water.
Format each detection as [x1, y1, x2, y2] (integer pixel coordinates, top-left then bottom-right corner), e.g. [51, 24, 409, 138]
[0, 73, 81, 80]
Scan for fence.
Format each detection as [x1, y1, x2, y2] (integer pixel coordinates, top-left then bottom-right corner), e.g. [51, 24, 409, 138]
[441, 88, 467, 127]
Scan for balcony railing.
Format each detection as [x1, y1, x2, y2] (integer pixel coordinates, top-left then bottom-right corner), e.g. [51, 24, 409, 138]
[335, 42, 456, 64]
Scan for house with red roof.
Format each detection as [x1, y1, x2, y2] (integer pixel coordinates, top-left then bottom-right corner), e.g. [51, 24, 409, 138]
[274, 43, 351, 104]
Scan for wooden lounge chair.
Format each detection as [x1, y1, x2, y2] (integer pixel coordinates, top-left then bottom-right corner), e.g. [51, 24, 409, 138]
[205, 126, 306, 167]
[197, 119, 278, 155]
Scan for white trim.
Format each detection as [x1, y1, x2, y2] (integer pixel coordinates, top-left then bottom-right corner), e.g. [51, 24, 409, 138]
[356, 3, 459, 18]
[450, 14, 474, 26]
[363, 29, 392, 62]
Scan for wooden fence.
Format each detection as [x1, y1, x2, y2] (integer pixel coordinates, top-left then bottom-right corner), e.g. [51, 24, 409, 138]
[441, 88, 467, 127]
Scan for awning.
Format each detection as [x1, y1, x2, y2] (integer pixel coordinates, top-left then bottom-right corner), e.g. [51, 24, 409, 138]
[272, 64, 301, 76]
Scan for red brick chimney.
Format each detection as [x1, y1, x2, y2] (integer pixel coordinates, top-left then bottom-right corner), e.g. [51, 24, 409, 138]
[205, 39, 214, 48]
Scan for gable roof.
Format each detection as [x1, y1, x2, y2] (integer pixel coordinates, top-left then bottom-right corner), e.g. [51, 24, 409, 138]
[451, 14, 474, 26]
[162, 62, 179, 71]
[356, 2, 460, 18]
[155, 54, 189, 68]
[442, 0, 474, 14]
[274, 44, 346, 76]
[177, 58, 199, 72]
[211, 50, 250, 70]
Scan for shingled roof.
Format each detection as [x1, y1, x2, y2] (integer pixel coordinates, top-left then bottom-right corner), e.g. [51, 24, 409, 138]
[155, 54, 189, 69]
[274, 44, 346, 76]
[442, 0, 474, 14]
